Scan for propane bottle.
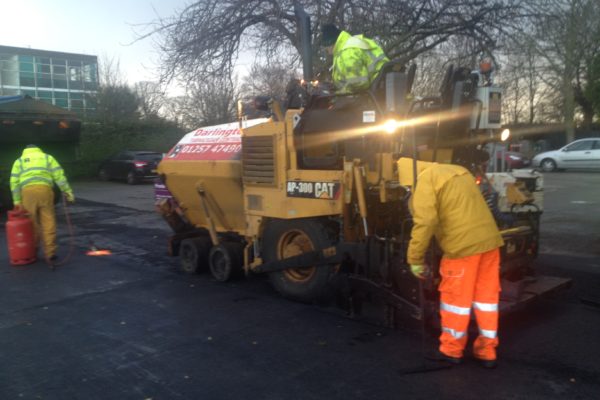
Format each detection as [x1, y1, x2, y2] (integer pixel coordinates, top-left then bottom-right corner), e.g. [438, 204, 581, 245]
[6, 209, 37, 265]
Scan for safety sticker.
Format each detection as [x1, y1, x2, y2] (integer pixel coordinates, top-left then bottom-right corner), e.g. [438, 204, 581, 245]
[363, 110, 376, 123]
[164, 118, 268, 161]
[286, 181, 341, 200]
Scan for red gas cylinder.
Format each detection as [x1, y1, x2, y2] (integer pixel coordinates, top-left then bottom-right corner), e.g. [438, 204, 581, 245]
[6, 209, 37, 265]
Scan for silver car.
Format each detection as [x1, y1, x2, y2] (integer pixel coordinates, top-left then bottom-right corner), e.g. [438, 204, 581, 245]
[532, 138, 600, 171]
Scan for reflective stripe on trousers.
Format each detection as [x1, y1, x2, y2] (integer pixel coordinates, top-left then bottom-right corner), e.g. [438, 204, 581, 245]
[438, 248, 500, 360]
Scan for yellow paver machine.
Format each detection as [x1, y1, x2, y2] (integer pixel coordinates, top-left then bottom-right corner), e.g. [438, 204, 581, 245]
[156, 8, 570, 326]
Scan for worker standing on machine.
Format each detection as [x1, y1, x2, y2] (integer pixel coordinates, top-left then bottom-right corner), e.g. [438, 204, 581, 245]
[10, 144, 75, 266]
[321, 23, 389, 94]
[399, 158, 504, 369]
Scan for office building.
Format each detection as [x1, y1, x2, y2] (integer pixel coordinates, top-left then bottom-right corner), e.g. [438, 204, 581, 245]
[0, 45, 98, 114]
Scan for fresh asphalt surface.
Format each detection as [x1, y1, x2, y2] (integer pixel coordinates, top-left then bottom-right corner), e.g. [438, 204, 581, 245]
[1, 172, 599, 400]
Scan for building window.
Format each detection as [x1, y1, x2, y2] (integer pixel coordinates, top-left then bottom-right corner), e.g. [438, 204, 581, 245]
[18, 55, 34, 63]
[69, 66, 82, 89]
[54, 65, 66, 75]
[39, 64, 51, 73]
[53, 78, 67, 89]
[19, 71, 35, 87]
[37, 73, 52, 88]
[19, 61, 34, 72]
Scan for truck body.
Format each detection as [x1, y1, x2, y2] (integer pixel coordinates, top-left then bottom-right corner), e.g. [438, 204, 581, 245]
[0, 95, 81, 209]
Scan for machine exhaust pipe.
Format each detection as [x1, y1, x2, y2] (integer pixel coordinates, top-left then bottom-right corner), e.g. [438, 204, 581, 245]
[294, 5, 313, 82]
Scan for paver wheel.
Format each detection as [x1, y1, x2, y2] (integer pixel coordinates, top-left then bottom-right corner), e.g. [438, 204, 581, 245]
[209, 242, 244, 282]
[263, 219, 337, 303]
[180, 237, 212, 274]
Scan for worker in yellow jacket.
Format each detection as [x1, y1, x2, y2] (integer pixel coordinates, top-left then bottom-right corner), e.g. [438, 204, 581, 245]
[321, 24, 389, 94]
[10, 145, 75, 265]
[398, 158, 504, 368]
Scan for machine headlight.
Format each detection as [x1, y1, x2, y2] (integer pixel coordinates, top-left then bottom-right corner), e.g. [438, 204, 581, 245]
[383, 119, 398, 134]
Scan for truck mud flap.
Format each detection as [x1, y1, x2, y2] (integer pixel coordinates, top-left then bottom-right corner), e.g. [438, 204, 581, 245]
[499, 275, 572, 313]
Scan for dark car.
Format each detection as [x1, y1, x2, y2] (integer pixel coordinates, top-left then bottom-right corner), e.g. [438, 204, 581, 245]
[98, 151, 163, 184]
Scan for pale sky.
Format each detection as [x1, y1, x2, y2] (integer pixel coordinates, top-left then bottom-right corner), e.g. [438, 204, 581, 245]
[0, 0, 190, 85]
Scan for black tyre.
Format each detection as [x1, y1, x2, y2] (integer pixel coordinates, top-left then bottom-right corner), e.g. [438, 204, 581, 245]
[263, 219, 338, 303]
[540, 158, 557, 172]
[98, 168, 110, 181]
[126, 171, 138, 185]
[180, 237, 212, 274]
[209, 242, 244, 282]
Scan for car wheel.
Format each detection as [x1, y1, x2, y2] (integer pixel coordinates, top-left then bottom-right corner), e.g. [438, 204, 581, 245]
[98, 168, 110, 181]
[126, 171, 138, 185]
[540, 158, 557, 172]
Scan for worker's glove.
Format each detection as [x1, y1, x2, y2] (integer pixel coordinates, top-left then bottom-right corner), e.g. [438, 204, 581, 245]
[65, 192, 75, 203]
[410, 264, 428, 280]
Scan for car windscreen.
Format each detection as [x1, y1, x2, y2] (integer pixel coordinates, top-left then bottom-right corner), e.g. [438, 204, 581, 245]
[134, 153, 162, 161]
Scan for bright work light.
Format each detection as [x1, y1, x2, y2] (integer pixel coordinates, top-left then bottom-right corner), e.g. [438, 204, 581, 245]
[383, 119, 398, 134]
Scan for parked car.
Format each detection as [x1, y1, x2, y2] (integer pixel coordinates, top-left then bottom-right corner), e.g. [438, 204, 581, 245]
[98, 151, 163, 184]
[484, 143, 530, 171]
[532, 138, 600, 172]
[495, 150, 530, 170]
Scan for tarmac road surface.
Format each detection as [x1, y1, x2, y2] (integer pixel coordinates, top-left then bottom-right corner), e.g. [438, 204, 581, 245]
[0, 173, 598, 399]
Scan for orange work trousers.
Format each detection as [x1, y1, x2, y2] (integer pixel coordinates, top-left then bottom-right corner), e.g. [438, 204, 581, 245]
[21, 185, 57, 259]
[438, 248, 500, 361]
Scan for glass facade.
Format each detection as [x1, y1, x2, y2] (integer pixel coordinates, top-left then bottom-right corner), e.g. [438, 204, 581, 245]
[0, 45, 98, 115]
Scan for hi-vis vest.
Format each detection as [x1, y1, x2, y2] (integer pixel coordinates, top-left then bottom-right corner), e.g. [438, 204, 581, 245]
[332, 31, 389, 94]
[10, 147, 73, 204]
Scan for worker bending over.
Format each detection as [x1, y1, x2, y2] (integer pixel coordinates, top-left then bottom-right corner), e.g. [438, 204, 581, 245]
[399, 158, 504, 369]
[321, 24, 389, 94]
[10, 144, 74, 266]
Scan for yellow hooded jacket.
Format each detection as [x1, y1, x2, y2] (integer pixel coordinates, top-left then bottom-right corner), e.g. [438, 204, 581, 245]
[332, 31, 389, 94]
[10, 146, 73, 205]
[398, 158, 504, 265]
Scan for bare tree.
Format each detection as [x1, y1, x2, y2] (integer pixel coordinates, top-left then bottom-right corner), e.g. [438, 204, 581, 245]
[497, 36, 554, 125]
[141, 0, 524, 84]
[521, 0, 600, 140]
[95, 55, 140, 122]
[134, 81, 165, 119]
[177, 75, 239, 129]
[98, 54, 127, 87]
[239, 61, 298, 99]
